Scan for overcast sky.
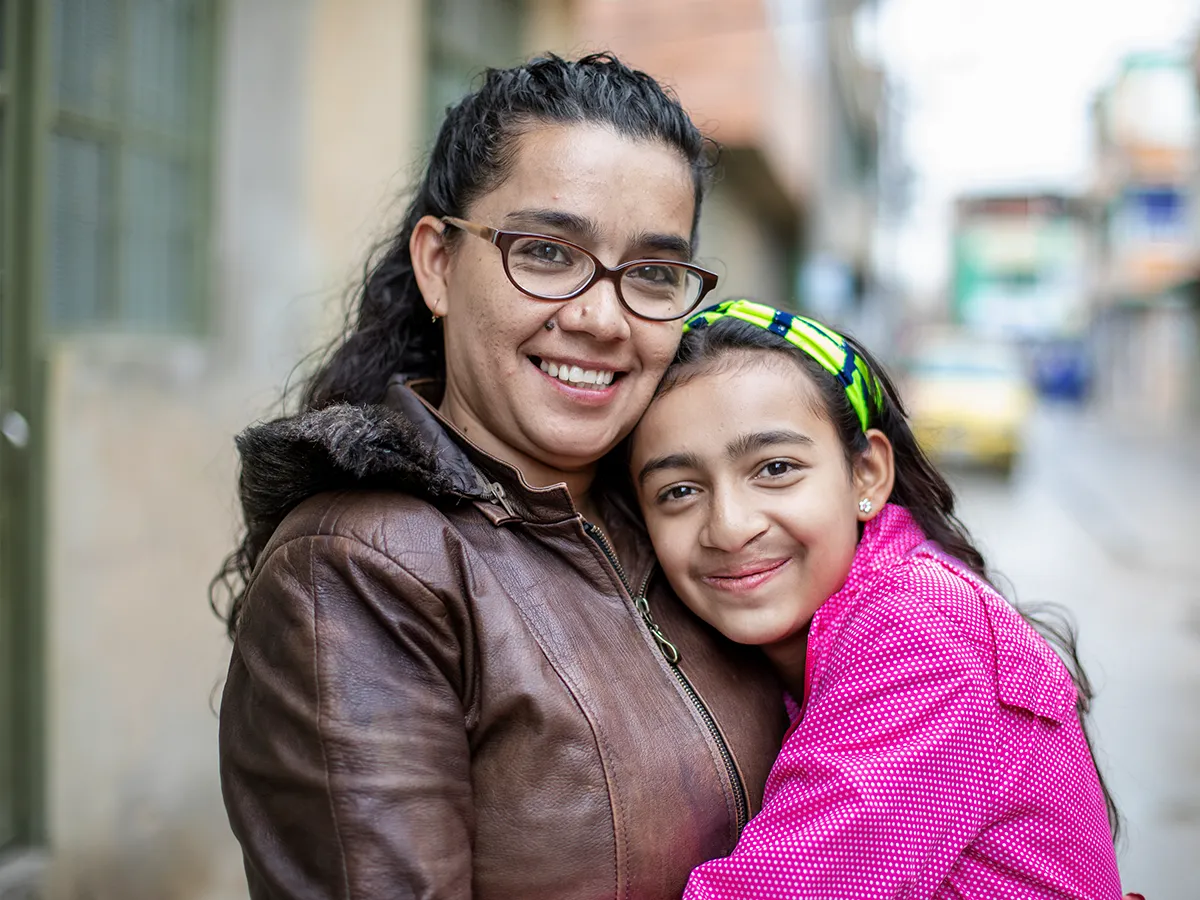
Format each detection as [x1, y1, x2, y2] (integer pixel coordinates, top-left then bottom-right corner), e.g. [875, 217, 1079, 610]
[865, 0, 1200, 297]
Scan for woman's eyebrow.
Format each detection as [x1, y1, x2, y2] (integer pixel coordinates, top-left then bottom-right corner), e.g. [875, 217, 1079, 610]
[503, 208, 599, 243]
[502, 208, 692, 259]
[637, 451, 702, 486]
[726, 429, 813, 460]
[628, 230, 693, 260]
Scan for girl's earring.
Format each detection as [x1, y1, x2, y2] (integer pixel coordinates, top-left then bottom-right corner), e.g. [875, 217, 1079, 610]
[544, 318, 556, 331]
[858, 498, 873, 515]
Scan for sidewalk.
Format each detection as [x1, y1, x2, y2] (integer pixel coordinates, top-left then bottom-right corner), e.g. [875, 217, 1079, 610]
[1025, 404, 1200, 577]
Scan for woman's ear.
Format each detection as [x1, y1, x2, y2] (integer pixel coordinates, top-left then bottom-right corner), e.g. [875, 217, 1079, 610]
[410, 215, 452, 319]
[853, 429, 895, 521]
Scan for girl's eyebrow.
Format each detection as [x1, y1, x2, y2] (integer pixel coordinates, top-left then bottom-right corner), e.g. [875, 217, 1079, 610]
[725, 429, 813, 460]
[637, 429, 812, 485]
[637, 451, 702, 486]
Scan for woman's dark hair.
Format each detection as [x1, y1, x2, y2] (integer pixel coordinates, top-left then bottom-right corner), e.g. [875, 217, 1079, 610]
[211, 52, 715, 636]
[646, 315, 1122, 843]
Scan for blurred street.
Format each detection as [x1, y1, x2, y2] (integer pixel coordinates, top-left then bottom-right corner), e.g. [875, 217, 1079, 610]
[949, 405, 1200, 899]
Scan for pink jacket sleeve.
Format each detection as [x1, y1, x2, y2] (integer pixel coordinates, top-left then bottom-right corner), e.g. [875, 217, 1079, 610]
[682, 608, 1005, 900]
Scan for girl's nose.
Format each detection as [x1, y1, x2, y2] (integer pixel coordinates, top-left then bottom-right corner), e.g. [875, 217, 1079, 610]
[700, 490, 769, 553]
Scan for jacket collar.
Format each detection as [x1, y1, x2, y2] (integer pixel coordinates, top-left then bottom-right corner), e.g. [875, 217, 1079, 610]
[235, 376, 592, 542]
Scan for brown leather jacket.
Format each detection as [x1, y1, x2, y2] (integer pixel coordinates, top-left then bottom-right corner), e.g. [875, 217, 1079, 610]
[219, 379, 786, 900]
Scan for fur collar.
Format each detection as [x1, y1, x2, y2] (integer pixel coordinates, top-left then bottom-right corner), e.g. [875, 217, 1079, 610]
[235, 397, 487, 544]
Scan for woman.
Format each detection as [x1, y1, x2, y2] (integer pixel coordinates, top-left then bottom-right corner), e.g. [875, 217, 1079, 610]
[214, 54, 786, 899]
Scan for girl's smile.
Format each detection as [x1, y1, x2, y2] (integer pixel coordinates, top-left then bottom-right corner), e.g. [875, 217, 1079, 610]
[701, 557, 792, 594]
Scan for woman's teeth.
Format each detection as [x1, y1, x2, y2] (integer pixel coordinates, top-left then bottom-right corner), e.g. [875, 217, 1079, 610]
[538, 359, 615, 386]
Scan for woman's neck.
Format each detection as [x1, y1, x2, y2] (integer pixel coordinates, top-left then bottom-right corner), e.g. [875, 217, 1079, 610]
[439, 395, 598, 509]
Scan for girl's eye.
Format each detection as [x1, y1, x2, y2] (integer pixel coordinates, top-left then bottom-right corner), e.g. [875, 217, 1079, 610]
[657, 484, 697, 504]
[759, 460, 797, 479]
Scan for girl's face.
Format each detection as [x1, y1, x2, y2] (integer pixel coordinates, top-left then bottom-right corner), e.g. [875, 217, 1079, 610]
[412, 123, 696, 485]
[630, 353, 889, 667]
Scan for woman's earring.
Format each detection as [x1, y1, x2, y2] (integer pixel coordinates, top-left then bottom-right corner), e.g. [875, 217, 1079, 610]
[544, 318, 556, 331]
[858, 498, 873, 515]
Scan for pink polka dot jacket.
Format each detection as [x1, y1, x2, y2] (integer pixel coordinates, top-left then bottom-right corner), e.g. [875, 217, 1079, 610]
[683, 504, 1123, 900]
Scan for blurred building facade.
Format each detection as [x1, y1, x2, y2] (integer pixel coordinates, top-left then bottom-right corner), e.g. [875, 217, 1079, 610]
[576, 0, 813, 307]
[1089, 51, 1200, 424]
[0, 2, 875, 898]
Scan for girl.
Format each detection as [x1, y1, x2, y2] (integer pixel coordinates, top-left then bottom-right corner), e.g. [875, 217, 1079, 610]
[628, 299, 1125, 899]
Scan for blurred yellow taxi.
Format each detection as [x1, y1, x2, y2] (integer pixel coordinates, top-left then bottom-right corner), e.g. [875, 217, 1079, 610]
[903, 337, 1033, 475]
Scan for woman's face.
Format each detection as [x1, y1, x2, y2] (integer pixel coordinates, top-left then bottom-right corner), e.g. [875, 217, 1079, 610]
[629, 355, 869, 658]
[425, 123, 696, 482]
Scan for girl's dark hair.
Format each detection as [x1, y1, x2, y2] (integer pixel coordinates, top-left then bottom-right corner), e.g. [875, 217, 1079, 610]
[211, 52, 714, 636]
[651, 315, 1122, 843]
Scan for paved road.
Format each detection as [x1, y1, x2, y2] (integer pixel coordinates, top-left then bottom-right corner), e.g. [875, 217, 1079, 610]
[947, 405, 1200, 899]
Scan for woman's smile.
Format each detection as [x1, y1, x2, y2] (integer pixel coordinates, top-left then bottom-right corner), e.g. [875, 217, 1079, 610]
[530, 354, 623, 388]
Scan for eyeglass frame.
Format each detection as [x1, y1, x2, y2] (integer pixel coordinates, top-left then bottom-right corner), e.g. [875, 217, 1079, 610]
[439, 216, 719, 322]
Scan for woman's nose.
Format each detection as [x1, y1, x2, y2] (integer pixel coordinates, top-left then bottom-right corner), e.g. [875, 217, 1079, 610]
[556, 277, 631, 341]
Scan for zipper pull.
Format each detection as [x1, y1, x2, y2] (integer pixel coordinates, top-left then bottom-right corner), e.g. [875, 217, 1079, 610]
[473, 470, 517, 517]
[635, 595, 681, 664]
[487, 481, 516, 517]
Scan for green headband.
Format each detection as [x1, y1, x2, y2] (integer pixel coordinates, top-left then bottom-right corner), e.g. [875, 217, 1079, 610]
[683, 299, 881, 432]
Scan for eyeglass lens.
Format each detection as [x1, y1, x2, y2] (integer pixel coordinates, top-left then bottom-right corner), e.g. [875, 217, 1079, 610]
[505, 236, 703, 320]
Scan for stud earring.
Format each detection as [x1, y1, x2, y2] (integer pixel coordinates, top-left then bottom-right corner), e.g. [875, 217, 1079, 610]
[858, 498, 873, 514]
[544, 319, 556, 331]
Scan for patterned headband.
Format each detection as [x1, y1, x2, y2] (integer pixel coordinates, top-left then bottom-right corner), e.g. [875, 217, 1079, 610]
[683, 299, 881, 432]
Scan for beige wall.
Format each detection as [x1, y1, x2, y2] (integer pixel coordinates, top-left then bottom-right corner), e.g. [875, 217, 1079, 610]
[41, 1, 426, 897]
[700, 178, 792, 307]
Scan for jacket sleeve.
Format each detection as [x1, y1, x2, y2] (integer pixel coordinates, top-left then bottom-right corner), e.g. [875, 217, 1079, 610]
[219, 533, 474, 900]
[682, 609, 1002, 900]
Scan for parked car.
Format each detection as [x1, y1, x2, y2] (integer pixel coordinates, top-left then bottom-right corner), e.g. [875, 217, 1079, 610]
[903, 336, 1033, 475]
[1028, 337, 1091, 403]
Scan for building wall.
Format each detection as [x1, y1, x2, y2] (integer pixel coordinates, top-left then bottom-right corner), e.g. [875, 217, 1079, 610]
[573, 0, 812, 308]
[700, 177, 792, 305]
[40, 1, 427, 897]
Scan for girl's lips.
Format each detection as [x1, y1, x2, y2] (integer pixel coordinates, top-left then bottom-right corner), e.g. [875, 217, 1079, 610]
[702, 558, 790, 593]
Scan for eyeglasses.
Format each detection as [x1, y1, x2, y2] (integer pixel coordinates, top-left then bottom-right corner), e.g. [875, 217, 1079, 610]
[440, 216, 719, 322]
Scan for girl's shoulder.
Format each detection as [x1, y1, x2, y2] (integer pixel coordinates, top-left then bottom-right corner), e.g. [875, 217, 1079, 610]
[826, 544, 1077, 724]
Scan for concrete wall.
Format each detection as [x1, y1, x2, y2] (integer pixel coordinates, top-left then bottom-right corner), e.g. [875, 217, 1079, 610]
[40, 1, 425, 897]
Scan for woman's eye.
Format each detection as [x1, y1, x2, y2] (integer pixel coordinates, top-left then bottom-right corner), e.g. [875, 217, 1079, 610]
[521, 241, 570, 265]
[627, 264, 679, 285]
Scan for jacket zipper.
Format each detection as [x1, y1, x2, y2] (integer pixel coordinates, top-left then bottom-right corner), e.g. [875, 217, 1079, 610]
[583, 521, 750, 834]
[476, 474, 518, 518]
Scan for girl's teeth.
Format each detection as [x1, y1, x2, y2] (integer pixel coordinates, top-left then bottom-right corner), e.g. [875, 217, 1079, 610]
[569, 365, 583, 382]
[547, 362, 559, 377]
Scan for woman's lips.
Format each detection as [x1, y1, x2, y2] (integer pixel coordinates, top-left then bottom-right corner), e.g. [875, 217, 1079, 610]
[701, 558, 790, 593]
[530, 356, 622, 407]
